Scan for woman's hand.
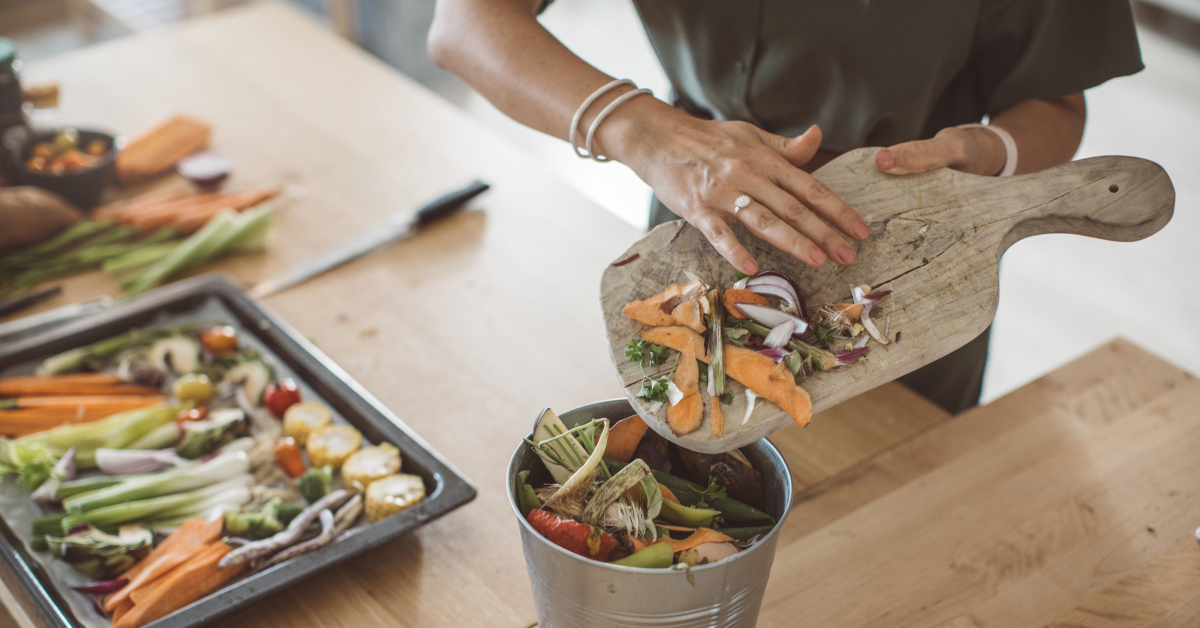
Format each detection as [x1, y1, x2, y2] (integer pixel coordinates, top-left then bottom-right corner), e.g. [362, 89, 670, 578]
[875, 126, 1008, 177]
[602, 102, 871, 276]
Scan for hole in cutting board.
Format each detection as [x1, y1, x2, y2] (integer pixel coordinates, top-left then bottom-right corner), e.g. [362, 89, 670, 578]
[1109, 184, 1120, 193]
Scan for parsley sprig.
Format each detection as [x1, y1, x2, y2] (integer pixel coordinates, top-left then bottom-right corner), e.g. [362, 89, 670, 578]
[626, 339, 676, 403]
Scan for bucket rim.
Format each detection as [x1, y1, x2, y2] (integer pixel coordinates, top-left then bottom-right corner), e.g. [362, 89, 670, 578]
[507, 399, 794, 574]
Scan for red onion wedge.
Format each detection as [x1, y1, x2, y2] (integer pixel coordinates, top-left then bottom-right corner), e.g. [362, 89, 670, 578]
[861, 301, 890, 345]
[757, 348, 787, 363]
[763, 321, 795, 349]
[73, 577, 129, 595]
[747, 271, 807, 318]
[834, 347, 870, 366]
[735, 303, 808, 335]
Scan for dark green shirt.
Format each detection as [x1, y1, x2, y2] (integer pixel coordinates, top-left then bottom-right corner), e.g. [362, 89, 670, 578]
[626, 0, 1144, 152]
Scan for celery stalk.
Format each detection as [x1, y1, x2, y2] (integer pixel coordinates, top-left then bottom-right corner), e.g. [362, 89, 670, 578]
[123, 211, 239, 295]
[63, 451, 250, 513]
[60, 476, 252, 531]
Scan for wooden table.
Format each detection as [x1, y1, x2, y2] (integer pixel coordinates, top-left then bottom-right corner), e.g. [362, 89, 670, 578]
[1, 3, 1197, 628]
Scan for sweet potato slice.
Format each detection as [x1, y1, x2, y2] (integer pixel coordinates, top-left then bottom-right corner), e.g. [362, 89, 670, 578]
[641, 326, 812, 428]
[666, 339, 703, 435]
[724, 289, 770, 319]
[670, 300, 706, 334]
[623, 281, 706, 328]
[724, 345, 813, 427]
[639, 326, 710, 362]
[710, 396, 725, 436]
[606, 415, 649, 463]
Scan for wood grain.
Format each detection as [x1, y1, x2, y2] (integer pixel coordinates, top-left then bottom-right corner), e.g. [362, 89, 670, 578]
[756, 339, 1200, 628]
[601, 148, 1177, 453]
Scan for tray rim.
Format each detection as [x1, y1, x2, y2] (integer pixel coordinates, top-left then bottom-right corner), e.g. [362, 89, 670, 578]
[0, 274, 477, 628]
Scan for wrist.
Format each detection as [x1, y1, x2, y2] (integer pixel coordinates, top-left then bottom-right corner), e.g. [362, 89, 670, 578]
[960, 126, 1010, 177]
[590, 93, 682, 170]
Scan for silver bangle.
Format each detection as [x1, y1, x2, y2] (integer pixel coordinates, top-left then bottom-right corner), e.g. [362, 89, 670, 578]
[570, 79, 633, 159]
[584, 88, 652, 162]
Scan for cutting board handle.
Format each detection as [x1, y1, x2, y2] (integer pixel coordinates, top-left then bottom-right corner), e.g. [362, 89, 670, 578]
[984, 155, 1175, 255]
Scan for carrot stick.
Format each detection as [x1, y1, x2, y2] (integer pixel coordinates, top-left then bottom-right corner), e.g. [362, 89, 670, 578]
[0, 374, 158, 397]
[0, 403, 162, 436]
[95, 189, 190, 221]
[126, 193, 227, 233]
[115, 541, 243, 628]
[105, 518, 223, 611]
[169, 187, 282, 235]
[9, 395, 164, 409]
[110, 598, 135, 625]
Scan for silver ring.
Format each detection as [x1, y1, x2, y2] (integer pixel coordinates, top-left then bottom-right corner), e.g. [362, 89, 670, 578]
[733, 194, 752, 214]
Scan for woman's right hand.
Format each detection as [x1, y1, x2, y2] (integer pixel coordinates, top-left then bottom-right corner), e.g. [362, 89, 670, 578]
[599, 99, 870, 275]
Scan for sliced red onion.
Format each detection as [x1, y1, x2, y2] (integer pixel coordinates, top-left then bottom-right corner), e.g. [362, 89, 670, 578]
[73, 577, 129, 595]
[178, 152, 232, 189]
[834, 347, 871, 366]
[895, 331, 902, 343]
[861, 302, 890, 345]
[757, 348, 787, 363]
[91, 594, 107, 618]
[852, 333, 870, 349]
[95, 448, 183, 475]
[863, 290, 892, 303]
[851, 284, 866, 304]
[763, 320, 795, 349]
[732, 276, 749, 290]
[883, 315, 891, 339]
[735, 303, 808, 335]
[747, 272, 801, 309]
[611, 253, 640, 267]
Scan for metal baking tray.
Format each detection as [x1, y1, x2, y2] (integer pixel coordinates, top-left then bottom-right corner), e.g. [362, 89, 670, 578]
[0, 274, 476, 628]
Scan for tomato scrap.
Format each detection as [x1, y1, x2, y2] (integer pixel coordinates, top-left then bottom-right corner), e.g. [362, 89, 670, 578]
[526, 509, 617, 561]
[263, 379, 301, 418]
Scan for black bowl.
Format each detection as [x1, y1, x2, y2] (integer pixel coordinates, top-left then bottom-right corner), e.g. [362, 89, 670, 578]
[4, 126, 121, 209]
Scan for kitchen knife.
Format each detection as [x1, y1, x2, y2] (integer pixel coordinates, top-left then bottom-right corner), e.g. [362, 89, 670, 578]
[247, 179, 489, 299]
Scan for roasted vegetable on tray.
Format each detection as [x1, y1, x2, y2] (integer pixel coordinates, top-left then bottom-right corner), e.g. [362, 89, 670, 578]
[0, 320, 427, 628]
[520, 411, 777, 570]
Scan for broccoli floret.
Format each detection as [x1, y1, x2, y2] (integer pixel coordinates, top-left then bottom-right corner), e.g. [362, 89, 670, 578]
[298, 465, 333, 504]
[223, 498, 303, 539]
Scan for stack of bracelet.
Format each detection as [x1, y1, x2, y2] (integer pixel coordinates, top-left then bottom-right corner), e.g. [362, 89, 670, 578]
[569, 79, 652, 162]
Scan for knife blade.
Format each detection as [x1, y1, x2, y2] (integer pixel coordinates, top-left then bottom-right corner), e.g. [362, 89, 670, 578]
[247, 180, 489, 300]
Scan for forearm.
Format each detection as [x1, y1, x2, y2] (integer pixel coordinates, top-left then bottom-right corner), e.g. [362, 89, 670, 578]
[428, 0, 677, 158]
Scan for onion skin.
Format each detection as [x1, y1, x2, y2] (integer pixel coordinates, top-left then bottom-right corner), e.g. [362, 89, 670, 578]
[735, 303, 808, 335]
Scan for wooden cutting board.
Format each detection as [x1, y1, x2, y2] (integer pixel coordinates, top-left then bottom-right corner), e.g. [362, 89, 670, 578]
[600, 147, 1174, 453]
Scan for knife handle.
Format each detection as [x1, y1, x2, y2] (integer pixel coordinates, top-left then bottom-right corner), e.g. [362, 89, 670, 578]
[414, 179, 490, 226]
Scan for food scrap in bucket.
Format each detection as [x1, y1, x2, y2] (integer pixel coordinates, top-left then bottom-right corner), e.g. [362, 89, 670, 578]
[622, 270, 900, 433]
[519, 411, 777, 569]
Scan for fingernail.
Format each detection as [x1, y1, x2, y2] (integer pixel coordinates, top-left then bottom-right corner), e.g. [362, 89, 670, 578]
[838, 246, 856, 264]
[876, 149, 894, 171]
[744, 259, 759, 275]
[855, 222, 870, 239]
[810, 249, 827, 266]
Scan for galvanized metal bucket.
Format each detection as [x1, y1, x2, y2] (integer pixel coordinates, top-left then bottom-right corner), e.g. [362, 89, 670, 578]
[507, 399, 794, 628]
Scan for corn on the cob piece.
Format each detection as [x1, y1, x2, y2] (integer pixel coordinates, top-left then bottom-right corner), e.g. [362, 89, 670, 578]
[365, 474, 425, 522]
[341, 443, 401, 491]
[305, 424, 361, 469]
[283, 402, 332, 445]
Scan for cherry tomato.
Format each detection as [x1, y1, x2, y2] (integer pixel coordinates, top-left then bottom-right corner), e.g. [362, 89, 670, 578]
[274, 436, 307, 478]
[200, 326, 239, 355]
[263, 378, 301, 418]
[177, 407, 208, 422]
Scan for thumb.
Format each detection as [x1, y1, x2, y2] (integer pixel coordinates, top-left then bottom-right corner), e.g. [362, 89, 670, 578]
[759, 125, 823, 168]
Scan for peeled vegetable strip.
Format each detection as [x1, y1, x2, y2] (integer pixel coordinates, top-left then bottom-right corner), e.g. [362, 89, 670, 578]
[0, 374, 159, 397]
[105, 518, 222, 611]
[114, 541, 243, 628]
[10, 395, 165, 409]
[639, 326, 812, 428]
[0, 404, 161, 438]
[663, 527, 734, 553]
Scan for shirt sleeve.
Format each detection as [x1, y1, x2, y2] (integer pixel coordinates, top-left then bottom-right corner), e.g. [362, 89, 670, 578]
[974, 0, 1144, 115]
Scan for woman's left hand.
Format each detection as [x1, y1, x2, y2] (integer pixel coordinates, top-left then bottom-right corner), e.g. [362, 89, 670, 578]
[874, 126, 1007, 176]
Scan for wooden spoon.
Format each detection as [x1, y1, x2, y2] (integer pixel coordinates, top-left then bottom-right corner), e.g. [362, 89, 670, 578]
[601, 148, 1174, 453]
